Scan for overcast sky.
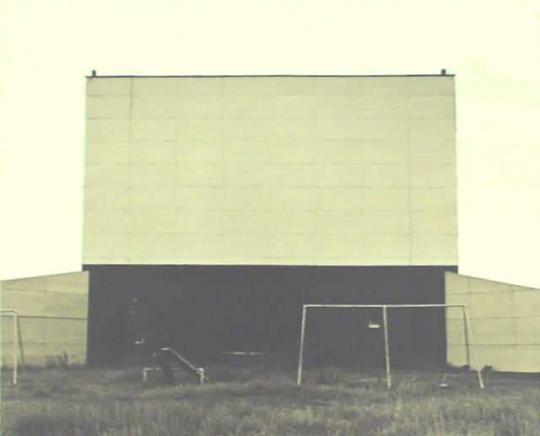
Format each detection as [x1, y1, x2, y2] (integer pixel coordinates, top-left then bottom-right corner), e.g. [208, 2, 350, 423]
[1, 0, 539, 288]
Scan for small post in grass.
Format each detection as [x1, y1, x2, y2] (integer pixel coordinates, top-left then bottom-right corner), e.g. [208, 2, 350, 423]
[297, 305, 308, 386]
[382, 305, 392, 389]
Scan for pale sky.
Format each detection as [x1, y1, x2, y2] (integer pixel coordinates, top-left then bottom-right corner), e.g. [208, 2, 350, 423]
[1, 0, 539, 288]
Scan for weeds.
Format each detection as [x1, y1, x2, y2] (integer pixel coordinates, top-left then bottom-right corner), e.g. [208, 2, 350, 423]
[2, 367, 539, 435]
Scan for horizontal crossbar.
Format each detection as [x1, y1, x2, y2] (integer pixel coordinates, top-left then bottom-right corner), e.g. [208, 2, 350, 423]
[303, 304, 465, 309]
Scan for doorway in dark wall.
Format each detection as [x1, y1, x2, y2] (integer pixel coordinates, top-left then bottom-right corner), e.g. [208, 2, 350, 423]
[84, 265, 457, 367]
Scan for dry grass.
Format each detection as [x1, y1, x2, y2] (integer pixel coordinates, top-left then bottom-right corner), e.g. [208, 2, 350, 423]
[2, 365, 539, 435]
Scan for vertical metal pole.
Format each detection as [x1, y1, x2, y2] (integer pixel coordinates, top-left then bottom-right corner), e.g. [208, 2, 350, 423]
[297, 305, 307, 386]
[462, 306, 471, 368]
[382, 305, 391, 389]
[13, 313, 18, 385]
[16, 315, 25, 368]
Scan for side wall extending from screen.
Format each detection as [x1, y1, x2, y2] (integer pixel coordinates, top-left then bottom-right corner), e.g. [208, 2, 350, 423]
[445, 272, 540, 372]
[1, 271, 89, 367]
[84, 76, 456, 265]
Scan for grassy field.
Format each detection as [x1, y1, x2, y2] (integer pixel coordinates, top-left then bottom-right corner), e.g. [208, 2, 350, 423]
[1, 364, 539, 435]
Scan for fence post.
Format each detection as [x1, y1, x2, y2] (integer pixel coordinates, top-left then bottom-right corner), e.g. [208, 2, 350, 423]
[297, 305, 308, 386]
[382, 305, 391, 389]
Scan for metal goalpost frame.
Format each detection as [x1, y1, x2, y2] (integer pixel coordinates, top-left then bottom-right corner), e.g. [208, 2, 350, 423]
[1, 309, 23, 385]
[296, 303, 481, 389]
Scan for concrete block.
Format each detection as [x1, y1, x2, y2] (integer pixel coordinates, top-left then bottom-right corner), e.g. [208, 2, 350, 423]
[176, 188, 222, 211]
[131, 164, 177, 188]
[410, 188, 456, 211]
[468, 291, 514, 319]
[177, 212, 223, 235]
[44, 319, 87, 344]
[5, 317, 47, 345]
[129, 210, 178, 234]
[409, 117, 455, 141]
[407, 77, 454, 96]
[130, 142, 177, 163]
[264, 164, 319, 188]
[345, 77, 409, 97]
[446, 318, 466, 344]
[412, 235, 457, 262]
[223, 98, 265, 118]
[220, 235, 268, 260]
[178, 78, 223, 98]
[86, 119, 130, 142]
[357, 116, 408, 140]
[85, 187, 130, 211]
[363, 164, 409, 188]
[312, 78, 348, 97]
[43, 292, 87, 319]
[221, 211, 268, 235]
[131, 188, 176, 211]
[410, 164, 456, 188]
[513, 290, 540, 318]
[469, 345, 535, 372]
[268, 140, 315, 164]
[177, 99, 222, 118]
[468, 276, 512, 294]
[87, 78, 130, 96]
[85, 164, 129, 188]
[45, 272, 89, 295]
[316, 212, 364, 235]
[177, 140, 222, 163]
[256, 96, 313, 119]
[363, 234, 410, 259]
[86, 141, 130, 164]
[87, 96, 130, 118]
[223, 77, 311, 100]
[176, 164, 222, 188]
[177, 118, 223, 141]
[320, 188, 364, 211]
[363, 188, 409, 210]
[1, 291, 45, 315]
[132, 120, 175, 141]
[222, 139, 268, 163]
[84, 233, 131, 260]
[132, 98, 177, 118]
[318, 235, 363, 260]
[316, 117, 364, 140]
[445, 293, 469, 314]
[7, 344, 49, 367]
[363, 210, 409, 233]
[364, 140, 408, 164]
[268, 234, 320, 259]
[267, 118, 317, 141]
[264, 188, 317, 212]
[1, 276, 46, 292]
[514, 317, 540, 345]
[267, 211, 317, 235]
[408, 96, 454, 118]
[470, 318, 515, 345]
[316, 96, 404, 118]
[317, 140, 363, 164]
[84, 212, 130, 236]
[45, 343, 86, 365]
[132, 78, 177, 97]
[411, 211, 457, 235]
[446, 344, 468, 367]
[510, 345, 540, 372]
[411, 147, 455, 165]
[175, 234, 225, 259]
[317, 164, 363, 188]
[445, 272, 469, 295]
[130, 233, 179, 258]
[222, 188, 269, 211]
